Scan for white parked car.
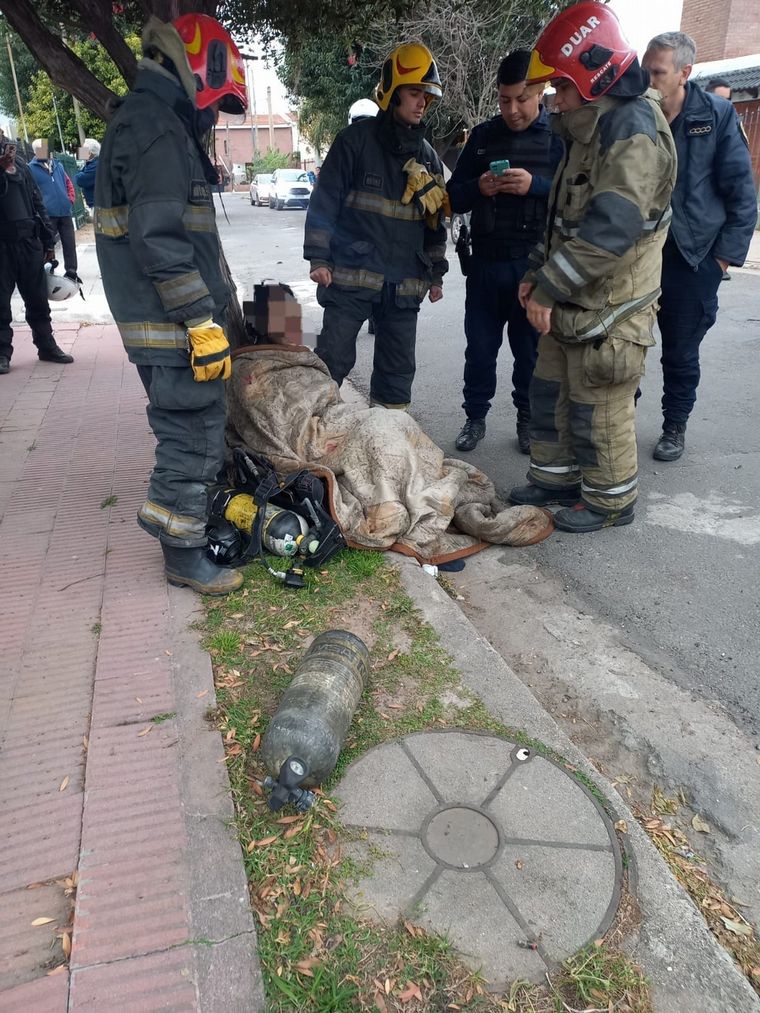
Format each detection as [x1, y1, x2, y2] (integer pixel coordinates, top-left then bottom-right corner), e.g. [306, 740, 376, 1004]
[269, 168, 313, 210]
[249, 173, 273, 206]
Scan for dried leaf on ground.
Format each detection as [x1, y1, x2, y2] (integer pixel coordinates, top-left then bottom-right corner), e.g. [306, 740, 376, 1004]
[196, 689, 208, 698]
[59, 775, 70, 792]
[31, 917, 55, 926]
[614, 819, 628, 834]
[137, 725, 152, 737]
[61, 931, 71, 957]
[692, 814, 711, 833]
[398, 981, 423, 1002]
[721, 917, 752, 937]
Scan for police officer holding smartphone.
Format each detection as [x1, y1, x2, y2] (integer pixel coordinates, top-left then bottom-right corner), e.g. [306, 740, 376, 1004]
[447, 50, 562, 454]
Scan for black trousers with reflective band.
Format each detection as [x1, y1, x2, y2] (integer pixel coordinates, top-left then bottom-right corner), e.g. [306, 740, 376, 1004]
[136, 363, 227, 547]
[315, 282, 420, 407]
[0, 235, 55, 360]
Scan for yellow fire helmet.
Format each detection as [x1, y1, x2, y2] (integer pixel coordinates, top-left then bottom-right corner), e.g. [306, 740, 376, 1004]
[375, 42, 443, 111]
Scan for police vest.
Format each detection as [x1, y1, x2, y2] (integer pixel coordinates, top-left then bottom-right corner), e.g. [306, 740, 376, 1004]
[470, 115, 555, 261]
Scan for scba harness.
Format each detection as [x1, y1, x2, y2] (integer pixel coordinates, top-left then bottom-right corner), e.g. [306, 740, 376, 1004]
[207, 449, 346, 587]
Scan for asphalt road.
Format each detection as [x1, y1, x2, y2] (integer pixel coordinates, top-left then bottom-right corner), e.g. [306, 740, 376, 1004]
[219, 194, 760, 737]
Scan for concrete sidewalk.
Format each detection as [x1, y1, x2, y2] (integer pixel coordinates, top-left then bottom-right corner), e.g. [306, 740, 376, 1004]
[2, 223, 759, 1009]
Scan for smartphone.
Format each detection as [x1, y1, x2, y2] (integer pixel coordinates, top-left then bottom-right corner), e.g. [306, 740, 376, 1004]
[490, 159, 510, 175]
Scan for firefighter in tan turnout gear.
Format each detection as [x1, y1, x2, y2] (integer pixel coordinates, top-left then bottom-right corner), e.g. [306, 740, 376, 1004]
[508, 1, 677, 533]
[304, 43, 449, 410]
[95, 14, 248, 594]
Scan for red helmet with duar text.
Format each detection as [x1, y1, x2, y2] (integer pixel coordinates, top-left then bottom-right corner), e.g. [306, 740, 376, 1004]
[173, 13, 247, 114]
[527, 1, 636, 101]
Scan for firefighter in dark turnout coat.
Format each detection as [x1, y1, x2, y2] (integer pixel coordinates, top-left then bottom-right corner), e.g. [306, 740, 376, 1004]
[95, 14, 248, 595]
[447, 50, 563, 454]
[304, 43, 449, 410]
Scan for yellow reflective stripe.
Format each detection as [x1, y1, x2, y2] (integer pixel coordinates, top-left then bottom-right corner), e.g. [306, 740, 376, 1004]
[345, 190, 422, 221]
[304, 227, 332, 249]
[94, 205, 129, 237]
[332, 266, 384, 291]
[182, 204, 216, 232]
[139, 500, 205, 538]
[154, 270, 209, 311]
[397, 277, 427, 299]
[117, 321, 188, 350]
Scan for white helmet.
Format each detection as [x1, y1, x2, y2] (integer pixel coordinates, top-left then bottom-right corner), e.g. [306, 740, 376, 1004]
[44, 264, 79, 301]
[348, 98, 379, 125]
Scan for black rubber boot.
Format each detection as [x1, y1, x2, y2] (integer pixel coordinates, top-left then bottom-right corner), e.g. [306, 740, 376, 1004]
[38, 344, 74, 364]
[516, 411, 531, 455]
[653, 423, 686, 462]
[162, 544, 243, 595]
[508, 482, 580, 508]
[553, 502, 635, 533]
[455, 418, 486, 452]
[0, 356, 9, 375]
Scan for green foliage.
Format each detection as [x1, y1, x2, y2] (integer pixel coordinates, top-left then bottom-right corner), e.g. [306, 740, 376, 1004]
[24, 35, 140, 148]
[277, 35, 378, 153]
[0, 27, 39, 121]
[248, 147, 292, 177]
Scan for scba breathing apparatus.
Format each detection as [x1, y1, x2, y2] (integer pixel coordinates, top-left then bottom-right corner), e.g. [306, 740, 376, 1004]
[207, 449, 345, 588]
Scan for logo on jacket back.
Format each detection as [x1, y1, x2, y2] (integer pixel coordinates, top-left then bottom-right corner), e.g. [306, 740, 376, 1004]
[363, 172, 383, 189]
[560, 15, 601, 57]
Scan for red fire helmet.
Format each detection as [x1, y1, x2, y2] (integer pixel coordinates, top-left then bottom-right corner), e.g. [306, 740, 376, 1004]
[527, 1, 637, 101]
[173, 13, 247, 114]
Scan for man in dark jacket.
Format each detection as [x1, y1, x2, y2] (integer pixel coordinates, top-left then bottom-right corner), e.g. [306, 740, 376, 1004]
[304, 42, 448, 410]
[0, 131, 74, 375]
[75, 138, 100, 208]
[29, 138, 80, 282]
[643, 33, 756, 461]
[447, 50, 563, 454]
[95, 14, 247, 595]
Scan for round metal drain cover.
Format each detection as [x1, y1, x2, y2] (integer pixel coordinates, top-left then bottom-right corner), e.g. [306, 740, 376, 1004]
[335, 731, 624, 988]
[424, 805, 499, 868]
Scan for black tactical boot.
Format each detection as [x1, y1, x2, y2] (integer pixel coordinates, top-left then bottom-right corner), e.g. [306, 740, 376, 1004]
[553, 502, 635, 533]
[516, 411, 531, 455]
[0, 356, 9, 375]
[455, 418, 486, 452]
[162, 544, 243, 595]
[508, 482, 580, 508]
[653, 423, 686, 462]
[38, 344, 74, 364]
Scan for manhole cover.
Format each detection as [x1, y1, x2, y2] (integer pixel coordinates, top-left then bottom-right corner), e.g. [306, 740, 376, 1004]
[335, 731, 624, 987]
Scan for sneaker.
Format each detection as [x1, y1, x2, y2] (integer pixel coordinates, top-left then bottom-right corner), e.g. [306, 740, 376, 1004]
[508, 482, 580, 508]
[653, 423, 686, 462]
[554, 502, 635, 533]
[0, 356, 9, 375]
[38, 344, 74, 364]
[455, 418, 486, 452]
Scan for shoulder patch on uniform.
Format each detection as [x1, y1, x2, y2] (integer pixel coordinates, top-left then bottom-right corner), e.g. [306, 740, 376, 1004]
[189, 179, 212, 204]
[598, 97, 657, 153]
[363, 172, 383, 189]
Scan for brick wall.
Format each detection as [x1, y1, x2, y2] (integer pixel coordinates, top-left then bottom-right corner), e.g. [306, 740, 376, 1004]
[681, 0, 760, 61]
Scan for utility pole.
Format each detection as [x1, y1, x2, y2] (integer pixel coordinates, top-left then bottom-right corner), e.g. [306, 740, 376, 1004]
[6, 35, 28, 142]
[267, 85, 274, 151]
[51, 89, 66, 151]
[71, 96, 85, 146]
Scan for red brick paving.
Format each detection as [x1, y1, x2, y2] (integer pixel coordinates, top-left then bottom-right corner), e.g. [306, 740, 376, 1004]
[0, 325, 258, 1010]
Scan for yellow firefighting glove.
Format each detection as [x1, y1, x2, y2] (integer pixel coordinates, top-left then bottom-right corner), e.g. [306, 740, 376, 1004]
[186, 319, 232, 382]
[401, 158, 447, 218]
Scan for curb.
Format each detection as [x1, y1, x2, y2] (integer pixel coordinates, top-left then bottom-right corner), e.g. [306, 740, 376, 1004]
[392, 555, 760, 1012]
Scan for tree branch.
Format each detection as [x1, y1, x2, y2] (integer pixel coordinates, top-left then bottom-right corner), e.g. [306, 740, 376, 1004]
[0, 0, 119, 119]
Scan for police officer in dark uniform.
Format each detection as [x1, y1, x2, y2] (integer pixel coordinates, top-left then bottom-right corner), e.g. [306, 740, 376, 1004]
[447, 51, 562, 453]
[0, 131, 74, 375]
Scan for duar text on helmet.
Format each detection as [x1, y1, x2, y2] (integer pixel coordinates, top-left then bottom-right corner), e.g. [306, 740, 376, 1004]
[560, 15, 601, 58]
